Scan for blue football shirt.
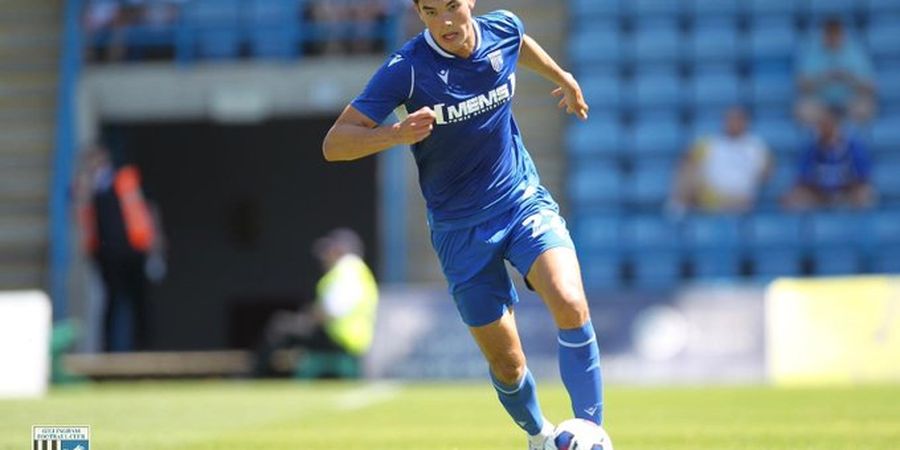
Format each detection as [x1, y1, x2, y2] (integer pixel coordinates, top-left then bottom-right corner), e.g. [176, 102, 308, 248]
[351, 10, 541, 231]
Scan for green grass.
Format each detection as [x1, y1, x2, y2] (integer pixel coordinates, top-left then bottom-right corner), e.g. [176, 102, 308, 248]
[2, 381, 899, 449]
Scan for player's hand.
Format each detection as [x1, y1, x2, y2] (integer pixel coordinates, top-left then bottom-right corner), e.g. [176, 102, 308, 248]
[552, 72, 589, 121]
[393, 106, 436, 145]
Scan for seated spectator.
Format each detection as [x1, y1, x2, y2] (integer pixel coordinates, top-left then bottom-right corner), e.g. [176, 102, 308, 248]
[782, 108, 875, 210]
[668, 107, 773, 215]
[795, 18, 877, 125]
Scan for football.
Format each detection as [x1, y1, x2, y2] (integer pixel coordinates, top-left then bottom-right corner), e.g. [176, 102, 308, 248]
[553, 418, 614, 450]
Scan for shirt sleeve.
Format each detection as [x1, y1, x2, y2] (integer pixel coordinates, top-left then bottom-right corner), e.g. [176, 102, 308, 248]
[350, 53, 413, 125]
[491, 10, 525, 41]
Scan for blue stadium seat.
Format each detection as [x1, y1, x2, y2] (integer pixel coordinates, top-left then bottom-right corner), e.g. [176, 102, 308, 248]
[183, 0, 241, 26]
[581, 73, 622, 110]
[569, 165, 623, 208]
[570, 29, 621, 66]
[690, 21, 741, 63]
[623, 215, 682, 250]
[691, 250, 742, 279]
[690, 70, 743, 108]
[748, 0, 801, 16]
[626, 161, 673, 207]
[631, 250, 682, 289]
[867, 0, 900, 15]
[751, 248, 802, 279]
[870, 114, 900, 153]
[572, 215, 621, 251]
[247, 0, 298, 25]
[873, 158, 900, 201]
[877, 64, 900, 104]
[626, 0, 683, 17]
[182, 0, 243, 60]
[809, 0, 860, 17]
[746, 213, 804, 248]
[631, 19, 682, 64]
[760, 161, 796, 203]
[581, 253, 623, 290]
[750, 71, 794, 108]
[684, 215, 743, 250]
[629, 114, 685, 156]
[867, 16, 900, 59]
[866, 210, 900, 248]
[808, 213, 862, 247]
[568, 117, 622, 158]
[630, 70, 683, 109]
[688, 0, 741, 18]
[871, 245, 900, 273]
[749, 17, 795, 66]
[195, 29, 242, 59]
[250, 27, 299, 58]
[754, 116, 801, 155]
[570, 0, 621, 19]
[689, 112, 722, 139]
[812, 248, 862, 275]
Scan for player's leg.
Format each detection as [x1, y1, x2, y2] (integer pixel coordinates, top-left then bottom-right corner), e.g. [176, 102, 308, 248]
[469, 307, 551, 438]
[526, 247, 603, 424]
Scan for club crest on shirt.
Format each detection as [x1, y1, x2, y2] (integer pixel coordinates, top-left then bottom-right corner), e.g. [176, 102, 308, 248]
[488, 49, 503, 72]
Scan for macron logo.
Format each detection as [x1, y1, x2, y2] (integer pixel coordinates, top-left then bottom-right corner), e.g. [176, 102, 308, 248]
[438, 69, 449, 85]
[388, 54, 404, 67]
[584, 404, 600, 417]
[432, 74, 516, 125]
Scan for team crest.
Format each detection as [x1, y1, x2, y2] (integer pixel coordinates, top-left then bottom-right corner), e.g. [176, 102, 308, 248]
[32, 426, 90, 450]
[488, 50, 503, 72]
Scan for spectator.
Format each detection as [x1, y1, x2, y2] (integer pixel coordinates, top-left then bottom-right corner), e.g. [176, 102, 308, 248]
[668, 107, 773, 215]
[254, 228, 378, 378]
[782, 107, 875, 210]
[796, 18, 877, 125]
[75, 143, 165, 352]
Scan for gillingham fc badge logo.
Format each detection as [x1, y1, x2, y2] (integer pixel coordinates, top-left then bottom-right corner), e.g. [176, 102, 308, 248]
[32, 426, 90, 450]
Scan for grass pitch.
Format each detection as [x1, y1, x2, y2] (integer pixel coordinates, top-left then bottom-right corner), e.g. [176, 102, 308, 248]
[1, 381, 899, 449]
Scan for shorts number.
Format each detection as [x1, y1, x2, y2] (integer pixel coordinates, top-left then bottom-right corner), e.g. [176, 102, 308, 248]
[522, 210, 568, 239]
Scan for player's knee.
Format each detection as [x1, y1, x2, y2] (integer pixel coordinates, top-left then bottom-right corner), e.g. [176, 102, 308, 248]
[489, 354, 526, 386]
[550, 281, 590, 328]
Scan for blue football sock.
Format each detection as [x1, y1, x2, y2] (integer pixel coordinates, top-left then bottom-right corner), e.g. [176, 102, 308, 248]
[558, 321, 604, 424]
[490, 367, 545, 435]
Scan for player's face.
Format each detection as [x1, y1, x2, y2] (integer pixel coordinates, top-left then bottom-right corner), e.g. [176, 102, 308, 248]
[416, 0, 477, 57]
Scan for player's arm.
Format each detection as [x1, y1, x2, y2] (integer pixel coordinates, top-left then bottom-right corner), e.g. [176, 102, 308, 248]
[518, 34, 589, 120]
[322, 105, 436, 162]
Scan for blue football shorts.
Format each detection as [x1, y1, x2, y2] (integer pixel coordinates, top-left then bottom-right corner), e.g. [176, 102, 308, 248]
[430, 185, 575, 327]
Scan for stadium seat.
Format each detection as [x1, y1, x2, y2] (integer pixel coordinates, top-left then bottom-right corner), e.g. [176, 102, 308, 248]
[581, 73, 622, 110]
[570, 0, 621, 19]
[625, 161, 673, 207]
[809, 0, 860, 18]
[623, 215, 682, 250]
[870, 114, 900, 154]
[195, 29, 242, 59]
[748, 0, 801, 16]
[689, 112, 722, 139]
[626, 0, 683, 17]
[689, 69, 743, 108]
[630, 250, 682, 289]
[754, 116, 802, 155]
[630, 70, 684, 110]
[250, 27, 299, 59]
[808, 212, 862, 247]
[182, 0, 243, 60]
[688, 0, 741, 18]
[690, 21, 741, 63]
[751, 248, 802, 279]
[749, 17, 795, 67]
[746, 213, 804, 248]
[183, 0, 241, 27]
[867, 0, 900, 15]
[569, 165, 623, 208]
[750, 71, 794, 108]
[865, 210, 900, 248]
[690, 250, 742, 279]
[247, 0, 298, 25]
[760, 161, 796, 203]
[877, 64, 900, 104]
[684, 215, 743, 250]
[873, 159, 900, 202]
[580, 253, 623, 290]
[867, 16, 900, 59]
[871, 245, 900, 273]
[568, 116, 622, 158]
[811, 248, 862, 276]
[570, 29, 621, 66]
[572, 215, 622, 251]
[629, 114, 685, 156]
[631, 19, 682, 64]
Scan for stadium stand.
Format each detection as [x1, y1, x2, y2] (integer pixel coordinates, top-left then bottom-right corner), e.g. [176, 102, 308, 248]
[567, 0, 900, 288]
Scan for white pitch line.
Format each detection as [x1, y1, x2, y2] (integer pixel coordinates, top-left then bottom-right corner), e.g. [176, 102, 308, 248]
[334, 382, 402, 411]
